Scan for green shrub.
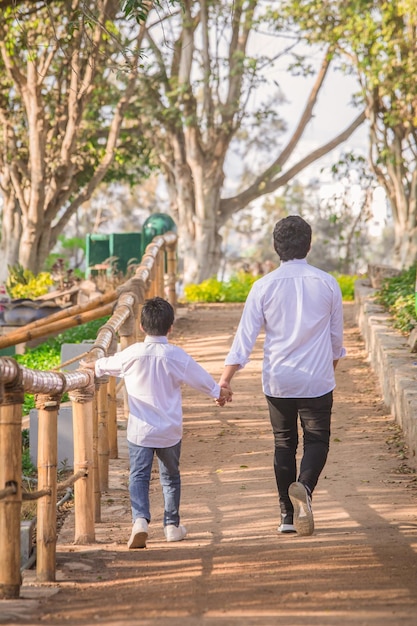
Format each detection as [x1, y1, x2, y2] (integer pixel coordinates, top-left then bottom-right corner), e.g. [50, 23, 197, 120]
[332, 273, 361, 301]
[184, 277, 227, 302]
[222, 272, 260, 302]
[21, 429, 36, 476]
[184, 272, 260, 303]
[185, 271, 360, 303]
[6, 264, 54, 299]
[376, 265, 417, 334]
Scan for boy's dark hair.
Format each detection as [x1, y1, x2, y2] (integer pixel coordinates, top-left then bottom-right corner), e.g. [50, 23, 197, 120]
[141, 297, 175, 336]
[273, 215, 312, 261]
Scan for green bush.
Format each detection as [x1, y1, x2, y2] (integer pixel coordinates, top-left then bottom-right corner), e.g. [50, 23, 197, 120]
[184, 272, 260, 302]
[184, 271, 360, 303]
[376, 265, 417, 334]
[332, 273, 361, 301]
[6, 264, 54, 299]
[21, 429, 36, 476]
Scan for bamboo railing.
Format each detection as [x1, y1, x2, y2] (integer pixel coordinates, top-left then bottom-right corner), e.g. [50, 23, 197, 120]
[0, 231, 178, 599]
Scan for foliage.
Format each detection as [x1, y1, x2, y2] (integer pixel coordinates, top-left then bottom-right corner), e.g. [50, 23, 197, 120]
[184, 271, 359, 303]
[107, 1, 364, 284]
[0, 1, 365, 285]
[122, 0, 178, 23]
[6, 264, 54, 299]
[375, 265, 417, 334]
[184, 272, 260, 303]
[277, 0, 417, 268]
[309, 153, 377, 274]
[45, 235, 86, 274]
[0, 1, 155, 276]
[331, 273, 361, 301]
[21, 429, 36, 477]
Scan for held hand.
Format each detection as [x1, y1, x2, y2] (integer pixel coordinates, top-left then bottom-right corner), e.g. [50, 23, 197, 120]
[79, 359, 96, 371]
[214, 384, 233, 407]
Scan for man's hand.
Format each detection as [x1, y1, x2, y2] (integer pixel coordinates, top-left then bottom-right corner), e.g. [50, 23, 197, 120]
[214, 385, 233, 407]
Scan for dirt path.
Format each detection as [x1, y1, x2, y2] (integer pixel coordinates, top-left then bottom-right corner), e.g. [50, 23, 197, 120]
[4, 302, 417, 626]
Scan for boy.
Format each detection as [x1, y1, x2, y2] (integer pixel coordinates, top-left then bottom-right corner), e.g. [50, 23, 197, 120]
[84, 296, 231, 548]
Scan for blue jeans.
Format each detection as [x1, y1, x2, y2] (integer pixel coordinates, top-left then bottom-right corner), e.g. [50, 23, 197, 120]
[127, 440, 182, 527]
[265, 392, 333, 516]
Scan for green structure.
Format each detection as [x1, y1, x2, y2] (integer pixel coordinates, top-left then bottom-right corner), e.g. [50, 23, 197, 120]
[142, 213, 177, 249]
[85, 214, 176, 277]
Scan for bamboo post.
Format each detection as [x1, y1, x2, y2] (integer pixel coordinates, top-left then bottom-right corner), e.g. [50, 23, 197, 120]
[104, 334, 118, 460]
[119, 333, 134, 421]
[108, 377, 118, 459]
[119, 297, 138, 420]
[96, 379, 109, 492]
[69, 380, 95, 544]
[0, 381, 24, 599]
[92, 392, 101, 523]
[166, 242, 177, 308]
[135, 303, 143, 341]
[147, 263, 157, 298]
[35, 394, 60, 582]
[157, 251, 164, 297]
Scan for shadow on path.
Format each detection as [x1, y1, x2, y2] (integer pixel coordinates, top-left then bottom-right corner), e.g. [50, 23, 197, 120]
[3, 302, 417, 626]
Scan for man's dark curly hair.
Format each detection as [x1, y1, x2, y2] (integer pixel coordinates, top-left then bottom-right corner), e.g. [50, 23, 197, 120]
[273, 215, 312, 261]
[141, 297, 175, 335]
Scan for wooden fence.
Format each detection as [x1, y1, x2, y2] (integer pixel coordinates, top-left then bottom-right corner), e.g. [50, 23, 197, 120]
[0, 231, 178, 599]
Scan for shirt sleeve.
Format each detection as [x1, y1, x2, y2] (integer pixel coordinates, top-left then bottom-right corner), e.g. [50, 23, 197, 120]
[95, 353, 125, 378]
[184, 357, 221, 398]
[224, 283, 264, 369]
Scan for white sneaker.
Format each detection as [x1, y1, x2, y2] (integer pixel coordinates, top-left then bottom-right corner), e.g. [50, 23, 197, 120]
[127, 517, 148, 549]
[164, 524, 187, 542]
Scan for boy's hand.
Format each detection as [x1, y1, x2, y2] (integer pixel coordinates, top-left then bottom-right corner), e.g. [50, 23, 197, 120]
[80, 359, 96, 371]
[215, 385, 233, 407]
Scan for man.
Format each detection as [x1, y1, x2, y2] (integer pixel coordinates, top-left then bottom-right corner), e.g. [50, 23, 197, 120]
[219, 215, 345, 536]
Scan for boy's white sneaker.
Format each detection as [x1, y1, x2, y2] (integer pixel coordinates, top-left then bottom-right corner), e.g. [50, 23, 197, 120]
[164, 524, 187, 542]
[127, 517, 148, 549]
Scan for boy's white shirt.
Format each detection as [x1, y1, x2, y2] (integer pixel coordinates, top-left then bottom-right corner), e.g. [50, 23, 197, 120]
[95, 335, 221, 448]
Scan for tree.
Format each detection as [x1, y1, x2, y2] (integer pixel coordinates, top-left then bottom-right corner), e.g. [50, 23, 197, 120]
[278, 0, 417, 269]
[0, 0, 154, 280]
[0, 0, 365, 285]
[128, 0, 365, 283]
[306, 154, 377, 274]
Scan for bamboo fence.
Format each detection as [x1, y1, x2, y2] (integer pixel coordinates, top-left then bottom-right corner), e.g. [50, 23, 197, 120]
[0, 231, 178, 599]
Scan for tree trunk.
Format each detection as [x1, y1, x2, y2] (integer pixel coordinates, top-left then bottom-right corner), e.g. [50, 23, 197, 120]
[390, 187, 417, 268]
[0, 1, 141, 278]
[0, 188, 22, 282]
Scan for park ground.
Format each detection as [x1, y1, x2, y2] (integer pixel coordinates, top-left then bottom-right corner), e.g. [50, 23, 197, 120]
[2, 301, 417, 626]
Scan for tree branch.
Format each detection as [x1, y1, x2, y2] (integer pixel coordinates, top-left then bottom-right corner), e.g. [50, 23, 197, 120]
[220, 109, 366, 221]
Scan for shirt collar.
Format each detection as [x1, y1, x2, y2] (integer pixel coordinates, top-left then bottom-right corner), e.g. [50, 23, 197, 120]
[144, 335, 169, 344]
[281, 258, 308, 265]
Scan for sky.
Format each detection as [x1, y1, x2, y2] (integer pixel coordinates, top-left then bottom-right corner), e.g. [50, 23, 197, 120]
[245, 31, 389, 237]
[251, 33, 368, 176]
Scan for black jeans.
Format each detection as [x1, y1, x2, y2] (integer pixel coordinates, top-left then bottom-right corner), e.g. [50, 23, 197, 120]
[265, 392, 333, 516]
